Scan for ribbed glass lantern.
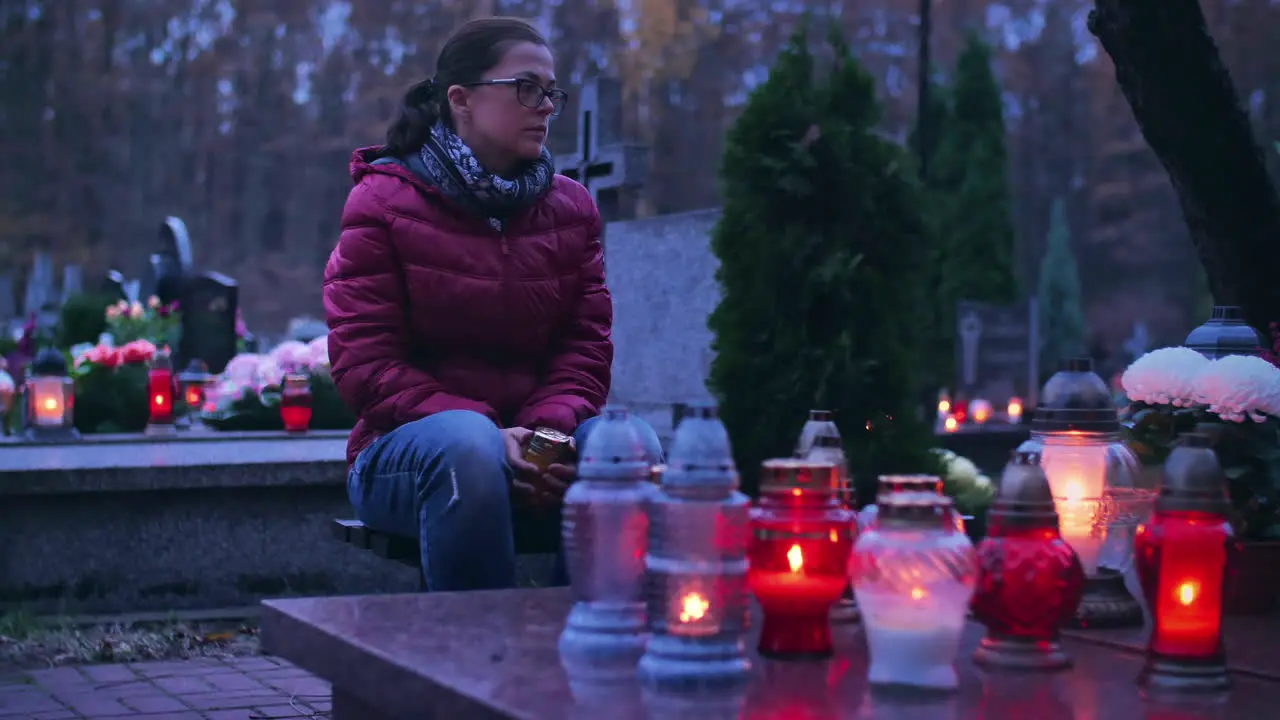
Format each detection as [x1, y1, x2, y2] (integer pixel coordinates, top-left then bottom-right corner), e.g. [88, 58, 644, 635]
[852, 494, 977, 690]
[559, 406, 655, 681]
[1018, 357, 1153, 629]
[637, 403, 751, 691]
[795, 410, 858, 624]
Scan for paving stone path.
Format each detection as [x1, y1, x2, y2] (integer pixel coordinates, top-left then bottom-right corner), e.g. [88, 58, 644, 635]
[0, 656, 328, 719]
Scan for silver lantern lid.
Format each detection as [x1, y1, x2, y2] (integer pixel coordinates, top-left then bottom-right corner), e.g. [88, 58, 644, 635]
[1183, 305, 1265, 360]
[662, 402, 740, 491]
[577, 406, 651, 483]
[1030, 357, 1120, 434]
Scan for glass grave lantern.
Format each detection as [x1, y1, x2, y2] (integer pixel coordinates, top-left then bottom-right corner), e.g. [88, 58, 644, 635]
[861, 475, 962, 533]
[175, 359, 214, 431]
[972, 451, 1085, 669]
[280, 373, 313, 433]
[559, 406, 655, 681]
[1018, 357, 1152, 628]
[637, 402, 752, 692]
[1183, 305, 1265, 359]
[144, 348, 177, 436]
[22, 347, 79, 442]
[0, 357, 16, 437]
[747, 458, 856, 658]
[852, 493, 977, 690]
[795, 410, 859, 623]
[1135, 434, 1233, 692]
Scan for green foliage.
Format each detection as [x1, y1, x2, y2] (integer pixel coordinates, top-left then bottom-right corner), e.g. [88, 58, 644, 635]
[73, 363, 150, 434]
[918, 33, 1019, 386]
[1036, 198, 1087, 371]
[708, 24, 938, 498]
[57, 293, 114, 348]
[202, 372, 355, 431]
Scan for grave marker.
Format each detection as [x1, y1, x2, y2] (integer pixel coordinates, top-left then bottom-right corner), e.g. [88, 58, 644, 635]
[179, 272, 239, 373]
[555, 77, 649, 223]
[954, 299, 1040, 410]
[141, 216, 195, 305]
[60, 264, 82, 305]
[23, 251, 60, 332]
[101, 270, 129, 302]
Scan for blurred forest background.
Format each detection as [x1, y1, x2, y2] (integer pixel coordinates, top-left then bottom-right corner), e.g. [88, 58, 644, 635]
[3, 0, 1279, 350]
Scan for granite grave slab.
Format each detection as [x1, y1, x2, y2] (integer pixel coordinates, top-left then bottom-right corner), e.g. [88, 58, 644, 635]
[262, 587, 1280, 720]
[0, 433, 417, 613]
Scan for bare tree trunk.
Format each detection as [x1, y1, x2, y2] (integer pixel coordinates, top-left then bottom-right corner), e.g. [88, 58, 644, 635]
[1089, 0, 1280, 332]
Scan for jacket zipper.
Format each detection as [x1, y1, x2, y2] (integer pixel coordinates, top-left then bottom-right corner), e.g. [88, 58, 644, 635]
[496, 220, 511, 423]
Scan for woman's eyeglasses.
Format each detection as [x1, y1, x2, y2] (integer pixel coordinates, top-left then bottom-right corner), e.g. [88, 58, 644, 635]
[461, 78, 569, 116]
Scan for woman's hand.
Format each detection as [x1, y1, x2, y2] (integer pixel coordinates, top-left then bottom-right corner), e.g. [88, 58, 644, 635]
[501, 427, 575, 501]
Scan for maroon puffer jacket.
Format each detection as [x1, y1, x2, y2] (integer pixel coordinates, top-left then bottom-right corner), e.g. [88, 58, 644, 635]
[324, 147, 613, 466]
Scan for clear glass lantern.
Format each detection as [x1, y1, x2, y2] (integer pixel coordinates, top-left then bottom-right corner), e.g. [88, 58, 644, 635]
[145, 349, 177, 435]
[280, 373, 313, 433]
[1018, 357, 1153, 628]
[23, 347, 79, 442]
[795, 411, 859, 624]
[852, 494, 977, 690]
[559, 406, 655, 681]
[637, 402, 751, 692]
[860, 475, 961, 533]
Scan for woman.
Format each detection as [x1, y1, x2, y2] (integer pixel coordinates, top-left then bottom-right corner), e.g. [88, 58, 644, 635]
[324, 17, 663, 592]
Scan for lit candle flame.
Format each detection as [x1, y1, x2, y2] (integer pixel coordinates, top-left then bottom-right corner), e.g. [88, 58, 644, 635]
[1007, 398, 1023, 419]
[154, 394, 166, 407]
[678, 592, 710, 623]
[787, 544, 804, 573]
[973, 405, 990, 424]
[42, 397, 58, 411]
[944, 416, 958, 432]
[938, 399, 951, 414]
[910, 587, 927, 601]
[1177, 581, 1199, 606]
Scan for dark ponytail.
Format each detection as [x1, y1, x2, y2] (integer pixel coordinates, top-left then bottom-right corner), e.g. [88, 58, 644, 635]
[384, 78, 439, 157]
[381, 17, 549, 158]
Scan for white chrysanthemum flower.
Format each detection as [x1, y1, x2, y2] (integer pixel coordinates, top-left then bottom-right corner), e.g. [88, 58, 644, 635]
[1121, 347, 1210, 406]
[974, 474, 992, 488]
[1192, 355, 1280, 423]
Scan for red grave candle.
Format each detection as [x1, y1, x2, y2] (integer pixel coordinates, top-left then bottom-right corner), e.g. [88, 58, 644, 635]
[147, 354, 175, 426]
[280, 374, 313, 433]
[1134, 433, 1232, 691]
[748, 458, 856, 659]
[972, 451, 1085, 669]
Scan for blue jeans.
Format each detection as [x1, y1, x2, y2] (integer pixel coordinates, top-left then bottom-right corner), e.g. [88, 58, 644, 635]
[347, 410, 664, 591]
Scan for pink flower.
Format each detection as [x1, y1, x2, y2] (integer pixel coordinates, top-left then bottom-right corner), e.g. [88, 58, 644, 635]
[118, 339, 157, 365]
[254, 356, 284, 393]
[76, 344, 121, 369]
[223, 353, 263, 383]
[269, 341, 310, 373]
[235, 309, 248, 339]
[306, 335, 330, 371]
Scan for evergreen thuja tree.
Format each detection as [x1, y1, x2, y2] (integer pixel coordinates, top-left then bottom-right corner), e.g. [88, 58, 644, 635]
[1036, 198, 1087, 371]
[925, 33, 1019, 379]
[708, 26, 937, 499]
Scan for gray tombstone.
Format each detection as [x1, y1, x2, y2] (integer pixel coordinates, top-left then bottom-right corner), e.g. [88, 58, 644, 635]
[101, 270, 129, 302]
[178, 271, 239, 374]
[955, 298, 1040, 410]
[60, 265, 83, 304]
[142, 216, 196, 305]
[555, 77, 649, 224]
[0, 273, 16, 325]
[23, 252, 60, 332]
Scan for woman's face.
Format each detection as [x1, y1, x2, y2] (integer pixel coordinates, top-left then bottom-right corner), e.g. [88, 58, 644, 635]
[449, 41, 558, 173]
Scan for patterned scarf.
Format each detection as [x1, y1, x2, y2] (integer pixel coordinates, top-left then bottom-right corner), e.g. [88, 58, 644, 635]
[418, 122, 555, 224]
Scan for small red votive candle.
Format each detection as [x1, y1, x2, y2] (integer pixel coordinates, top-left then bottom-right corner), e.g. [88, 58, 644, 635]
[146, 350, 175, 428]
[280, 373, 313, 433]
[748, 458, 856, 659]
[972, 451, 1085, 669]
[1135, 433, 1232, 692]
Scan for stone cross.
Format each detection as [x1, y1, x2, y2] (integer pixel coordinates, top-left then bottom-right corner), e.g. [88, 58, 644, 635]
[959, 311, 983, 386]
[556, 77, 649, 224]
